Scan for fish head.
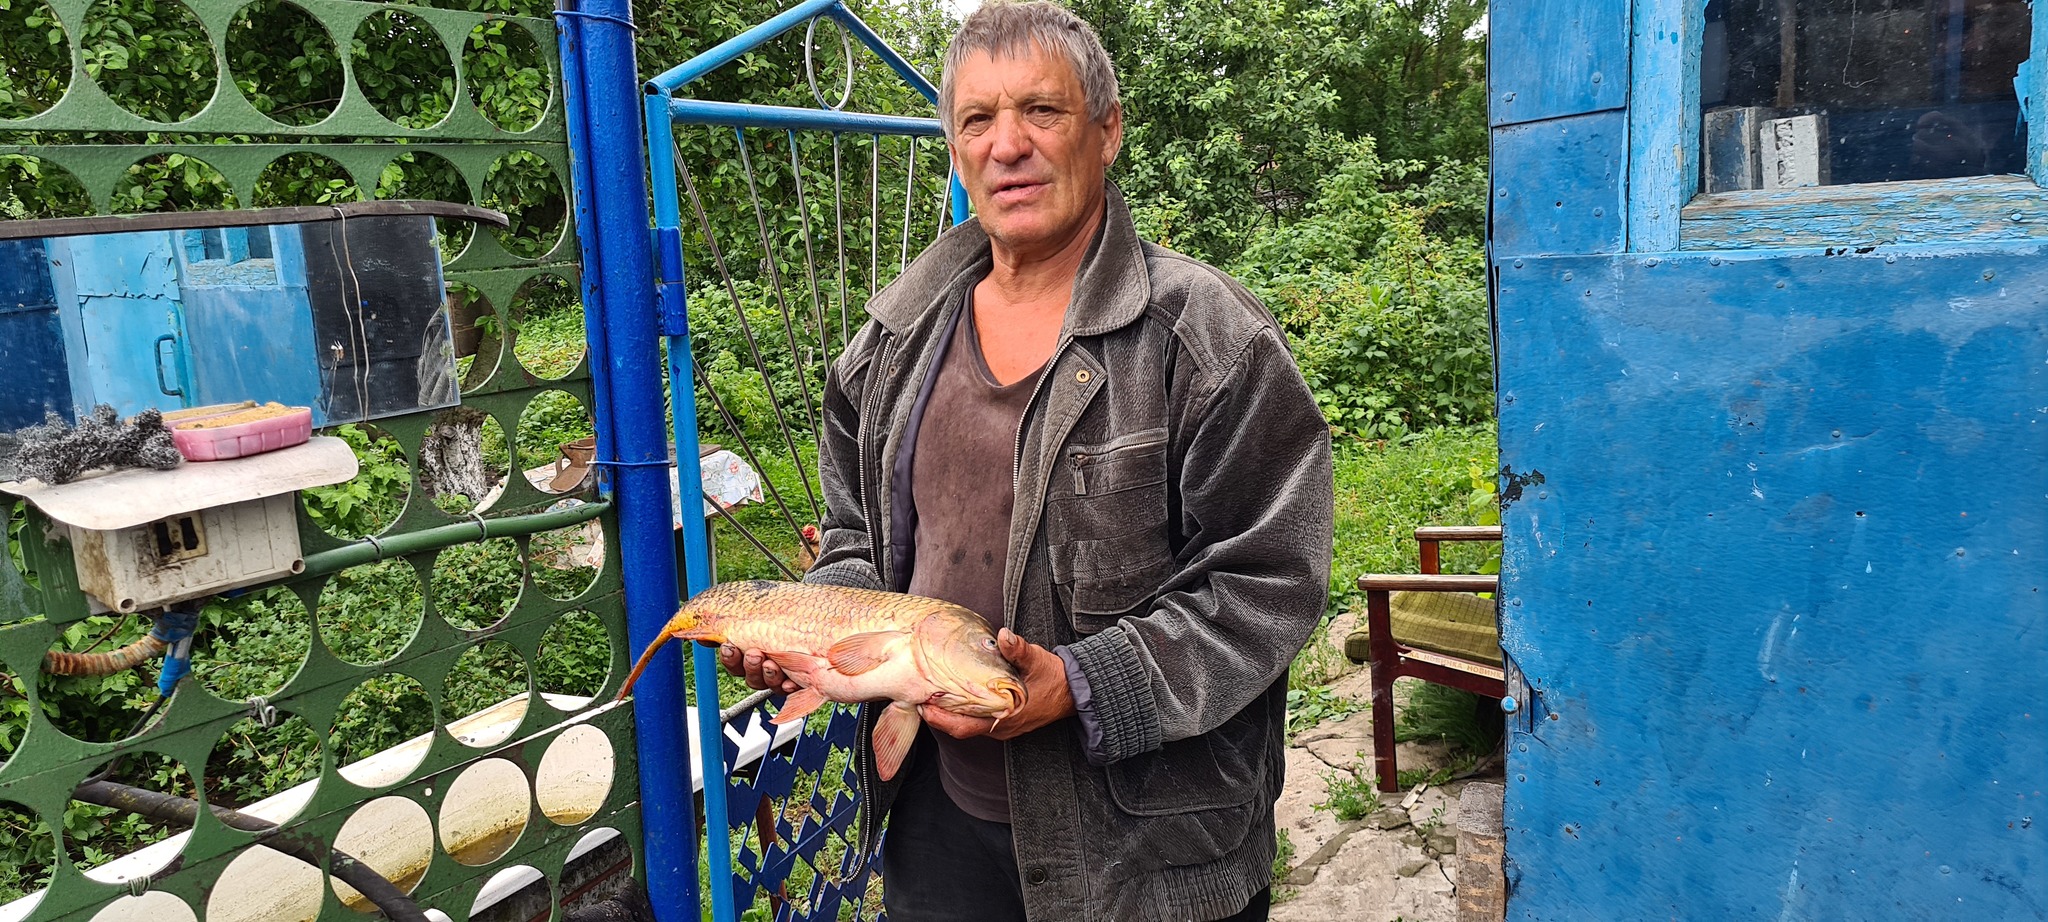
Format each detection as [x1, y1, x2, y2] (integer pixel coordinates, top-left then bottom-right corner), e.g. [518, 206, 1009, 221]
[911, 609, 1026, 719]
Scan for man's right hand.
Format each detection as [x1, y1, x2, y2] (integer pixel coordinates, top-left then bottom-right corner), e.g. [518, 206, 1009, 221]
[715, 643, 800, 694]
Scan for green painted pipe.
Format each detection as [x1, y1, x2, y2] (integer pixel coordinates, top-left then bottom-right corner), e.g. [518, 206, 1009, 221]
[301, 499, 612, 577]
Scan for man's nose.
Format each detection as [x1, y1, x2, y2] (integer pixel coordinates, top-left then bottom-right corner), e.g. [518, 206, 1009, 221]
[988, 110, 1032, 163]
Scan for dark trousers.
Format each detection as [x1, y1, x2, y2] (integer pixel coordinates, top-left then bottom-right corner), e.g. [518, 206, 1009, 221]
[880, 735, 1271, 922]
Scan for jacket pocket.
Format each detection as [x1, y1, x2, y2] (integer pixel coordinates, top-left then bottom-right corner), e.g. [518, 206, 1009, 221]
[1047, 429, 1172, 627]
[1098, 710, 1270, 869]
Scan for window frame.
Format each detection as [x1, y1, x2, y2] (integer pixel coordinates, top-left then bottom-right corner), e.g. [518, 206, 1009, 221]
[1629, 0, 2048, 251]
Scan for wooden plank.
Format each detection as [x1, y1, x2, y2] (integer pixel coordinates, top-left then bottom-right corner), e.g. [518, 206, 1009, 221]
[1680, 174, 2048, 250]
[1491, 110, 1629, 257]
[1357, 574, 1499, 592]
[1488, 0, 1629, 127]
[1626, 0, 1703, 252]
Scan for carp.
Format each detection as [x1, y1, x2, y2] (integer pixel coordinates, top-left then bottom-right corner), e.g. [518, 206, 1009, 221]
[615, 579, 1026, 781]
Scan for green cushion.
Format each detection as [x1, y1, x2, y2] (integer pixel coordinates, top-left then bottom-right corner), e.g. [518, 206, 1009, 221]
[1344, 591, 1502, 665]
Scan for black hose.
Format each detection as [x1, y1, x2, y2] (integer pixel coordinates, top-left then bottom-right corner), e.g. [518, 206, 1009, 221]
[71, 779, 430, 922]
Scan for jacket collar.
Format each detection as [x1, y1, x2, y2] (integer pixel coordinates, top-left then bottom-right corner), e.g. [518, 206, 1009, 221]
[866, 182, 1152, 339]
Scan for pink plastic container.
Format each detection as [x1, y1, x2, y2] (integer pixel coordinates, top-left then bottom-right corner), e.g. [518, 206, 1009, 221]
[172, 406, 314, 461]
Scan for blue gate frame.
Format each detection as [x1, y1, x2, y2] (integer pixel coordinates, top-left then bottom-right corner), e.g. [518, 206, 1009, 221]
[560, 1, 966, 919]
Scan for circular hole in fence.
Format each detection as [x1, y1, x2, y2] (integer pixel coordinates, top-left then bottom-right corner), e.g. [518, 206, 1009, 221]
[0, 155, 93, 218]
[252, 151, 363, 207]
[195, 585, 312, 701]
[319, 557, 425, 666]
[334, 672, 434, 787]
[225, 0, 342, 127]
[510, 273, 585, 380]
[81, 0, 215, 123]
[350, 9, 455, 128]
[439, 757, 531, 866]
[470, 865, 549, 918]
[111, 153, 236, 213]
[205, 839, 323, 922]
[0, 800, 55, 913]
[35, 613, 170, 743]
[203, 711, 321, 823]
[307, 424, 411, 540]
[444, 640, 529, 747]
[529, 521, 601, 602]
[376, 151, 474, 262]
[516, 390, 593, 486]
[89, 891, 199, 922]
[421, 407, 508, 517]
[434, 538, 522, 630]
[331, 795, 433, 911]
[464, 19, 548, 133]
[0, 0, 71, 120]
[481, 151, 566, 259]
[72, 751, 194, 883]
[442, 283, 501, 392]
[535, 724, 613, 825]
[536, 609, 609, 706]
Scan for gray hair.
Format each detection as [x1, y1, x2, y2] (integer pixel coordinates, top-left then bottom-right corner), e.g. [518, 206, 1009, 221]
[937, 1, 1121, 140]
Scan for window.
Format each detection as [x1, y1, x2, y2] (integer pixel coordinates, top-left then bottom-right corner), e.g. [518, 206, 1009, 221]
[1700, 0, 2032, 191]
[177, 227, 281, 287]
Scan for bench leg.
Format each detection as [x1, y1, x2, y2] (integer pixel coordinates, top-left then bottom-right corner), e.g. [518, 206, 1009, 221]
[1367, 589, 1401, 793]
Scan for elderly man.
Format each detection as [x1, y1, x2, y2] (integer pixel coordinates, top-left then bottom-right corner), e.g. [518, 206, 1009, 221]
[722, 2, 1332, 919]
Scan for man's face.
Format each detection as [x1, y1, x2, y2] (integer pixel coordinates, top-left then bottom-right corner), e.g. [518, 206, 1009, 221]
[947, 45, 1122, 259]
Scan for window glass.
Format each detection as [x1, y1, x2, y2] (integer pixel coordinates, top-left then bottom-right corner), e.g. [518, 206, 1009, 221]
[1701, 0, 2031, 191]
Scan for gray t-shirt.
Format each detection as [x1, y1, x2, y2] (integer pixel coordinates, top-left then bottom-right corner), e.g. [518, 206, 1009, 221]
[906, 296, 1044, 824]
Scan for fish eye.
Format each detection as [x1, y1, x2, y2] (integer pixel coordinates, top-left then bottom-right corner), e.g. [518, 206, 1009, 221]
[982, 638, 996, 650]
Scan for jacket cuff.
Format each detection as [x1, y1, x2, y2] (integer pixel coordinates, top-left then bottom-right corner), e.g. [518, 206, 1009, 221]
[802, 559, 884, 591]
[1054, 645, 1107, 766]
[1064, 628, 1163, 762]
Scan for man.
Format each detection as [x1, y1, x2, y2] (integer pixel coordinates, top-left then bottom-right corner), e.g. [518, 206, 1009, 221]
[722, 3, 1332, 919]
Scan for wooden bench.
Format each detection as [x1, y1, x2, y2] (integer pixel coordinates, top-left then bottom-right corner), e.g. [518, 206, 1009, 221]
[1349, 525, 1505, 792]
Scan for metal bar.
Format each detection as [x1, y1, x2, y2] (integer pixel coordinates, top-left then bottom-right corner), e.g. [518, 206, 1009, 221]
[899, 136, 917, 271]
[823, 4, 939, 102]
[951, 173, 970, 226]
[832, 133, 849, 349]
[555, 1, 620, 497]
[648, 0, 842, 92]
[301, 500, 610, 576]
[689, 354, 809, 560]
[787, 130, 830, 388]
[870, 135, 881, 294]
[630, 86, 699, 919]
[654, 122, 738, 922]
[677, 141, 823, 528]
[668, 99, 942, 135]
[733, 129, 825, 458]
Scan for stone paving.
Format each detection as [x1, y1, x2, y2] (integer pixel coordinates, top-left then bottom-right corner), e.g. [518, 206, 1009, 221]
[1270, 666, 1505, 922]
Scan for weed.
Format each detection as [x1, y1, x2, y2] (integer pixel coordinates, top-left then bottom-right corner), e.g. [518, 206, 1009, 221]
[1395, 681, 1504, 756]
[1315, 762, 1383, 822]
[1417, 805, 1448, 839]
[1286, 685, 1364, 736]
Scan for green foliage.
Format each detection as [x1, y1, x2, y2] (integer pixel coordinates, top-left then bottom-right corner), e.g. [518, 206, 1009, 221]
[1395, 680, 1503, 756]
[1315, 761, 1383, 821]
[1329, 425, 1498, 613]
[1238, 140, 1490, 439]
[1285, 684, 1363, 737]
[303, 424, 412, 539]
[1273, 826, 1296, 884]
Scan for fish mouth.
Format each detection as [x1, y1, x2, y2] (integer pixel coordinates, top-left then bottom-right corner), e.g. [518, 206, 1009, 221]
[987, 676, 1026, 717]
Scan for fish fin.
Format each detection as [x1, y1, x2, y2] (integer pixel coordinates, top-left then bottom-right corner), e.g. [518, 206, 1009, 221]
[825, 631, 902, 676]
[770, 687, 827, 726]
[871, 702, 921, 782]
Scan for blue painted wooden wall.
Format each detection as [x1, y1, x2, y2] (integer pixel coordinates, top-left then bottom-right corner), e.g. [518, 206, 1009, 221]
[1488, 1, 2047, 917]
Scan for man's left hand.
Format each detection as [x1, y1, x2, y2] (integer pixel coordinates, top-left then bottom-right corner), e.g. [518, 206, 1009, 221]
[921, 628, 1076, 741]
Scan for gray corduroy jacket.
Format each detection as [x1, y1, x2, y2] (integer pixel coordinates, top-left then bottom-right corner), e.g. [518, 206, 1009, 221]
[804, 185, 1334, 922]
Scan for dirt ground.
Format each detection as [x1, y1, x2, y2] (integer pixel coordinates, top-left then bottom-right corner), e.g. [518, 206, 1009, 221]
[1270, 663, 1504, 922]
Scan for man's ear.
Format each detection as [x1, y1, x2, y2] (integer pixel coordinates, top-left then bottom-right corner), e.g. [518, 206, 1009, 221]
[1100, 102, 1124, 167]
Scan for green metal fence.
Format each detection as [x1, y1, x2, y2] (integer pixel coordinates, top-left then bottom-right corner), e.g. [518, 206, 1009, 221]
[0, 0, 640, 918]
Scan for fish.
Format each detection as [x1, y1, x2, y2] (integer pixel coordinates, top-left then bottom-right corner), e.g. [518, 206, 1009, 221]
[614, 579, 1026, 781]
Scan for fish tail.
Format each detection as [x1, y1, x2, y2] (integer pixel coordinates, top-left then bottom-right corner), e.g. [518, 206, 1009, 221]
[613, 607, 722, 703]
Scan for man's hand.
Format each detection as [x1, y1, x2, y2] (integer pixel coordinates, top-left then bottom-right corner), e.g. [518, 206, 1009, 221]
[708, 641, 800, 694]
[922, 628, 1076, 741]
